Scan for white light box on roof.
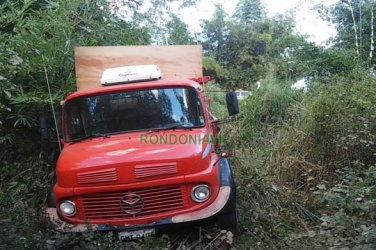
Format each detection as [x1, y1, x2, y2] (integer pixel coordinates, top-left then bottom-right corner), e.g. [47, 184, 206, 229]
[101, 65, 162, 85]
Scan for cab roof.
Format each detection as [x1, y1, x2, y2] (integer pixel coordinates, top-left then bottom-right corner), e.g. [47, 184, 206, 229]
[64, 79, 203, 102]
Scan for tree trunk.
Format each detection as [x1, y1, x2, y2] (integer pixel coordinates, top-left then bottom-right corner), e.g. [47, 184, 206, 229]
[360, 3, 362, 56]
[370, 4, 374, 60]
[347, 0, 360, 56]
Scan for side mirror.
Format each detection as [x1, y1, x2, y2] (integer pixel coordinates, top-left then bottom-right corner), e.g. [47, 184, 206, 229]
[38, 116, 51, 142]
[225, 91, 239, 116]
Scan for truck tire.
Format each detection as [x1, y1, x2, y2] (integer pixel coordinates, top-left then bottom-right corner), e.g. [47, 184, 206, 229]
[46, 186, 55, 208]
[217, 209, 237, 233]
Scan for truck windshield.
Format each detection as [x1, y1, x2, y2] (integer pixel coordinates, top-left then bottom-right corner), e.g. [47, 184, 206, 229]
[63, 87, 205, 141]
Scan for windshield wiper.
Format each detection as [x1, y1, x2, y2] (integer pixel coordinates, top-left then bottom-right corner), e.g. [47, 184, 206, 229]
[67, 133, 110, 143]
[147, 123, 193, 133]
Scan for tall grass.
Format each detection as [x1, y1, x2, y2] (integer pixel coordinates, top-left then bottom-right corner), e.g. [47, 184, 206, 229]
[267, 69, 376, 189]
[205, 82, 316, 248]
[238, 77, 302, 146]
[203, 81, 227, 119]
[212, 69, 376, 248]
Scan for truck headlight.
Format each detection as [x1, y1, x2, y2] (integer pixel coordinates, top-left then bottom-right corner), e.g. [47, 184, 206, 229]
[191, 185, 210, 203]
[59, 200, 76, 216]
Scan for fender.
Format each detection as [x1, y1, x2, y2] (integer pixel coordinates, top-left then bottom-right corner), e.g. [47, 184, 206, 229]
[218, 158, 236, 213]
[219, 158, 235, 187]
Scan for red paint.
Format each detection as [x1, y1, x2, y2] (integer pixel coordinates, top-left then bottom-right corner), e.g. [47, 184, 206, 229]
[53, 79, 223, 227]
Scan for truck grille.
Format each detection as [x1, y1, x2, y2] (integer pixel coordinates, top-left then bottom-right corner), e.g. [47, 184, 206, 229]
[134, 163, 178, 179]
[81, 185, 185, 220]
[77, 168, 117, 186]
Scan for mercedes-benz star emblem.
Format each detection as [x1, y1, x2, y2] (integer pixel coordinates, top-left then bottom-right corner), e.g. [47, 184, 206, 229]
[120, 193, 144, 215]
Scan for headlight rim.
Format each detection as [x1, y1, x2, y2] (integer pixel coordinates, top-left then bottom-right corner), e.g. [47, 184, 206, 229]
[191, 184, 211, 203]
[59, 200, 77, 217]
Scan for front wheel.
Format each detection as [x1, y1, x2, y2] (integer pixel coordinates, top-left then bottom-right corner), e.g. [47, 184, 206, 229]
[217, 210, 237, 233]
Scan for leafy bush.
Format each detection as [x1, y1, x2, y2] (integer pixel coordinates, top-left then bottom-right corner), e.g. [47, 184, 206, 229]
[215, 69, 375, 248]
[267, 69, 375, 189]
[203, 82, 228, 119]
[0, 0, 150, 159]
[203, 57, 230, 87]
[306, 71, 376, 166]
[310, 164, 376, 248]
[238, 77, 301, 145]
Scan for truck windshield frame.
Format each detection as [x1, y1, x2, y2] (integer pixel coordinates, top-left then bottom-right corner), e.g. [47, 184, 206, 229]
[63, 87, 206, 142]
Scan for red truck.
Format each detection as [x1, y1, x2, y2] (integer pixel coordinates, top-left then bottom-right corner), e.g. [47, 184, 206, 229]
[45, 46, 237, 240]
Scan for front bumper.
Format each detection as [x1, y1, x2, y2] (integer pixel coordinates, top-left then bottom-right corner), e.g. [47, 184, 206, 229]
[45, 186, 231, 232]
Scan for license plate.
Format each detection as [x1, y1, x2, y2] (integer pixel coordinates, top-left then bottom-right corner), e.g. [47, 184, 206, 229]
[118, 228, 155, 241]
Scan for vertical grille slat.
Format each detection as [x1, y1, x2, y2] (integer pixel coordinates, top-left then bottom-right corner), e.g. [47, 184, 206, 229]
[81, 185, 185, 219]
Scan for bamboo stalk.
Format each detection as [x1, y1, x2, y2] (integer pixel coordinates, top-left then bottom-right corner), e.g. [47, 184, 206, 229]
[348, 0, 360, 56]
[370, 4, 374, 59]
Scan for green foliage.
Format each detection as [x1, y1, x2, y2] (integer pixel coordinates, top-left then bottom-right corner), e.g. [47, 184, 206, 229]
[204, 83, 315, 248]
[166, 14, 193, 45]
[224, 20, 272, 86]
[201, 4, 230, 65]
[270, 35, 322, 80]
[310, 164, 376, 248]
[305, 69, 375, 166]
[0, 0, 150, 157]
[1, 0, 375, 249]
[233, 0, 265, 24]
[203, 57, 229, 86]
[216, 68, 375, 248]
[329, 0, 376, 65]
[232, 149, 315, 249]
[265, 69, 375, 190]
[238, 77, 302, 144]
[115, 0, 198, 45]
[201, 6, 327, 88]
[200, 1, 376, 89]
[203, 82, 227, 119]
[311, 48, 357, 80]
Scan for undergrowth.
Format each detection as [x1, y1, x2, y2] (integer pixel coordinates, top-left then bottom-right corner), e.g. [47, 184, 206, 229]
[0, 70, 375, 249]
[311, 163, 376, 248]
[222, 69, 375, 248]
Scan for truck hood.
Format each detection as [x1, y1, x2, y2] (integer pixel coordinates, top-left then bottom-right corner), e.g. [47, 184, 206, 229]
[56, 129, 213, 187]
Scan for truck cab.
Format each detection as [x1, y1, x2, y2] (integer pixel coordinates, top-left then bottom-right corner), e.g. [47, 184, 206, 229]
[45, 52, 236, 238]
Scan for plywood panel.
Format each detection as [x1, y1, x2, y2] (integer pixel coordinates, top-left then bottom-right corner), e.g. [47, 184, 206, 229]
[75, 45, 203, 91]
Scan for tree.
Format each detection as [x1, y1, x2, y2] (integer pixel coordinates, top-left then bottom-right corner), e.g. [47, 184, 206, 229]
[201, 4, 327, 87]
[166, 15, 193, 45]
[370, 3, 374, 60]
[203, 56, 229, 86]
[0, 0, 150, 156]
[329, 0, 376, 65]
[201, 4, 230, 64]
[224, 20, 272, 86]
[347, 0, 360, 56]
[233, 0, 265, 24]
[108, 0, 198, 44]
